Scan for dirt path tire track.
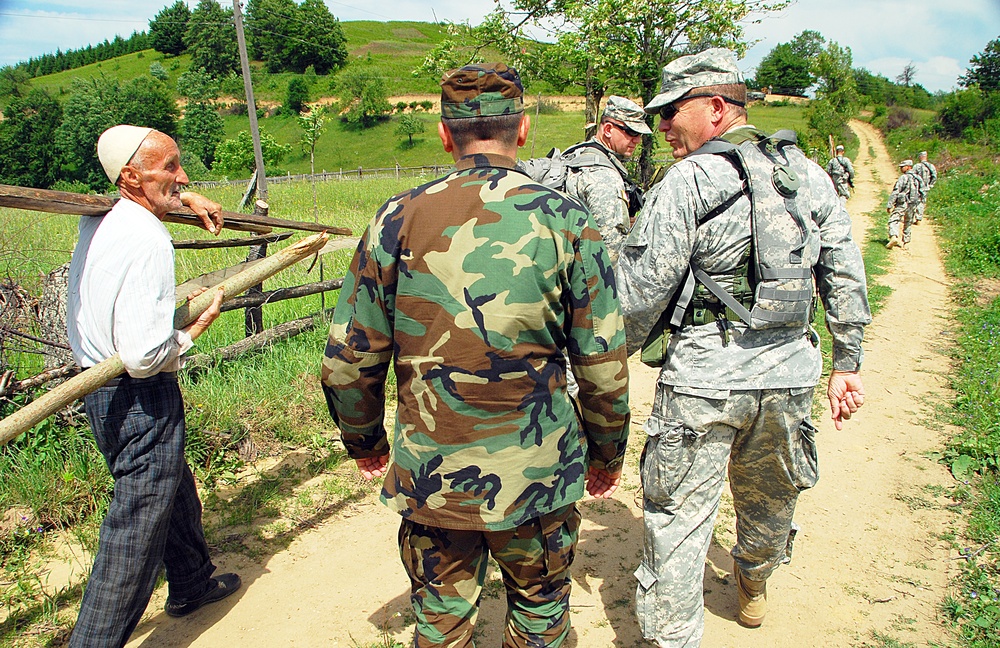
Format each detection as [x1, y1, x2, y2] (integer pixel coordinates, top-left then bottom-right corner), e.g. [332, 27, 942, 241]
[124, 120, 958, 648]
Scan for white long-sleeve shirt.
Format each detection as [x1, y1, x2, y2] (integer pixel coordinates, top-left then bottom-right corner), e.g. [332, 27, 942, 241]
[67, 199, 192, 377]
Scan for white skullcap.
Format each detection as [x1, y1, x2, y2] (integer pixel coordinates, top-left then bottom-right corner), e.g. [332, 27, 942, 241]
[97, 125, 153, 184]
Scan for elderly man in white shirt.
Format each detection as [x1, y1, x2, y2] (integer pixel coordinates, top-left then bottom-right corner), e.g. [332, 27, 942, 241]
[67, 125, 240, 648]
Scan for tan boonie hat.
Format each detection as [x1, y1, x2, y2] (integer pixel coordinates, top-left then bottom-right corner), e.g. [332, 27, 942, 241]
[900, 159, 913, 167]
[440, 63, 524, 119]
[98, 125, 153, 184]
[645, 48, 745, 114]
[602, 96, 652, 135]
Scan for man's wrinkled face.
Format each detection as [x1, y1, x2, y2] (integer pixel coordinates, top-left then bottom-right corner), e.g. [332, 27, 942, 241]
[130, 133, 189, 218]
[656, 95, 716, 159]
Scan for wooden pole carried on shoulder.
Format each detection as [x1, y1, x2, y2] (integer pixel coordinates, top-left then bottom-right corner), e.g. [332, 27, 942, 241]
[0, 232, 330, 446]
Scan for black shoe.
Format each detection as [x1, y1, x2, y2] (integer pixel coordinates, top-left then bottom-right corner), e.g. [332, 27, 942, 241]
[164, 573, 241, 618]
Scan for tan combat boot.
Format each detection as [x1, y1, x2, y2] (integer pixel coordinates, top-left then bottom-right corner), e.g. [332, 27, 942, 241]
[886, 235, 901, 249]
[735, 564, 767, 628]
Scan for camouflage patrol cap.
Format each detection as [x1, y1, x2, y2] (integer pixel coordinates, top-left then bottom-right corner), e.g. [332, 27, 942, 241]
[645, 48, 745, 114]
[602, 96, 652, 135]
[836, 144, 845, 151]
[440, 63, 524, 119]
[900, 159, 913, 167]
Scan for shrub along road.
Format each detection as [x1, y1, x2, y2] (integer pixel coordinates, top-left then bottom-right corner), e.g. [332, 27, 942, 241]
[119, 121, 960, 647]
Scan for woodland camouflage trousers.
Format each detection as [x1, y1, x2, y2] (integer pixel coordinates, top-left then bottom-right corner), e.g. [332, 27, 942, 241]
[398, 504, 580, 648]
[634, 384, 819, 647]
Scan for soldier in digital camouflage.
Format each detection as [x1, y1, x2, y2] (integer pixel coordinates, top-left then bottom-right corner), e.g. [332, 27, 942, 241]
[616, 48, 871, 646]
[825, 143, 855, 204]
[912, 150, 938, 223]
[321, 62, 630, 647]
[561, 95, 651, 264]
[886, 159, 924, 249]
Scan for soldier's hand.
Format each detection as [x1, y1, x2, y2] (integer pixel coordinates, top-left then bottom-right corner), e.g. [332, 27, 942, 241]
[356, 454, 390, 480]
[828, 370, 865, 431]
[585, 466, 621, 499]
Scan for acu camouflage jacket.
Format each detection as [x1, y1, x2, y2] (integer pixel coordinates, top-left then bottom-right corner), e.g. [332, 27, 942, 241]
[321, 153, 630, 531]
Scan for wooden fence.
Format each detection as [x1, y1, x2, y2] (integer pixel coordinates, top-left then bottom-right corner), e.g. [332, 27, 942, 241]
[189, 164, 454, 188]
[0, 183, 358, 406]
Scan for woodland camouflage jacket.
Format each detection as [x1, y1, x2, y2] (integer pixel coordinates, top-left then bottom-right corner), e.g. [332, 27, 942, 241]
[321, 153, 630, 531]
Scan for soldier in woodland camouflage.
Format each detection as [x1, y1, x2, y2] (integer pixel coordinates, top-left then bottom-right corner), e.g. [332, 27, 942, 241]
[886, 159, 924, 249]
[825, 144, 855, 204]
[616, 49, 871, 646]
[321, 62, 629, 647]
[912, 150, 938, 223]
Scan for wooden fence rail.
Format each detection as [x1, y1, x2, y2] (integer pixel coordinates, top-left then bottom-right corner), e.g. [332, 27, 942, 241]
[189, 164, 454, 188]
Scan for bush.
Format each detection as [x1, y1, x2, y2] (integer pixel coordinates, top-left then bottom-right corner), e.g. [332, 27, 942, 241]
[419, 100, 433, 111]
[886, 107, 916, 131]
[286, 78, 310, 114]
[396, 101, 408, 113]
[533, 99, 562, 115]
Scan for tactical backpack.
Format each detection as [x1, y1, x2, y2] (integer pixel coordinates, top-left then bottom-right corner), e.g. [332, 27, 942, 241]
[519, 143, 644, 217]
[641, 129, 820, 367]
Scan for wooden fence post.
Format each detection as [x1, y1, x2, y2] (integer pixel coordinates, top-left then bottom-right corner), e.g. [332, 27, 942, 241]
[244, 199, 269, 336]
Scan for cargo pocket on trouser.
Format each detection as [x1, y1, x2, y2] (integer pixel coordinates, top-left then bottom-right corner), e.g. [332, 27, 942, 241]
[634, 561, 659, 639]
[790, 419, 819, 491]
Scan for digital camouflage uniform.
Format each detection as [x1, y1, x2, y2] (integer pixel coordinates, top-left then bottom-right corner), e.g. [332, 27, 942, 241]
[322, 63, 630, 648]
[887, 165, 925, 245]
[912, 157, 938, 222]
[620, 54, 870, 644]
[825, 153, 855, 202]
[563, 138, 633, 266]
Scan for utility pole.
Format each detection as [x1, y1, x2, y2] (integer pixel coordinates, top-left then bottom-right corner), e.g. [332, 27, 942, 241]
[233, 0, 268, 336]
[232, 0, 267, 204]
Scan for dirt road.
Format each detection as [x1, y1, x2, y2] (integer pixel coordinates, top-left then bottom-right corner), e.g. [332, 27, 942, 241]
[123, 120, 959, 647]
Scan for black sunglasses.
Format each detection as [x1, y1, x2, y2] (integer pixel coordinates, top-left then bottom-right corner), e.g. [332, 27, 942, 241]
[658, 94, 745, 120]
[610, 121, 643, 137]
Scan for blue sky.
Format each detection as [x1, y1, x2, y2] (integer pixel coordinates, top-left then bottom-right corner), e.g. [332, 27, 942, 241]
[0, 0, 995, 93]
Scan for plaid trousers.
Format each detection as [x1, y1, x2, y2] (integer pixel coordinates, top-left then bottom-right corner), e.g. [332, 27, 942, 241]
[69, 372, 215, 648]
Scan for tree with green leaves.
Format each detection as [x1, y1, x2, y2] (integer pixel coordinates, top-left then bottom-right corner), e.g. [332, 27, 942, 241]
[0, 66, 31, 98]
[286, 78, 310, 114]
[960, 36, 1000, 93]
[213, 130, 291, 177]
[184, 0, 239, 78]
[246, 0, 348, 74]
[395, 113, 426, 147]
[298, 108, 325, 174]
[177, 68, 224, 169]
[813, 40, 859, 115]
[0, 90, 64, 189]
[336, 68, 392, 128]
[420, 0, 789, 183]
[55, 76, 178, 189]
[755, 43, 813, 95]
[149, 0, 191, 56]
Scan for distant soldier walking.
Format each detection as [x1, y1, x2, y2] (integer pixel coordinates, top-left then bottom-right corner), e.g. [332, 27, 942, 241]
[912, 150, 938, 223]
[825, 144, 855, 204]
[886, 159, 924, 249]
[321, 63, 630, 647]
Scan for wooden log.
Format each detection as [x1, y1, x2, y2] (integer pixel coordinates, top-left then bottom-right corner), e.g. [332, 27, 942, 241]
[184, 312, 323, 372]
[0, 184, 354, 235]
[219, 278, 344, 311]
[0, 364, 83, 396]
[0, 232, 329, 446]
[0, 184, 271, 233]
[172, 231, 292, 250]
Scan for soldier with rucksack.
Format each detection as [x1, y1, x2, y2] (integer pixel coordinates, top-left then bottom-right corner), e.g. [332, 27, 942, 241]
[886, 159, 924, 249]
[616, 49, 871, 647]
[912, 150, 938, 223]
[825, 144, 855, 204]
[519, 95, 649, 264]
